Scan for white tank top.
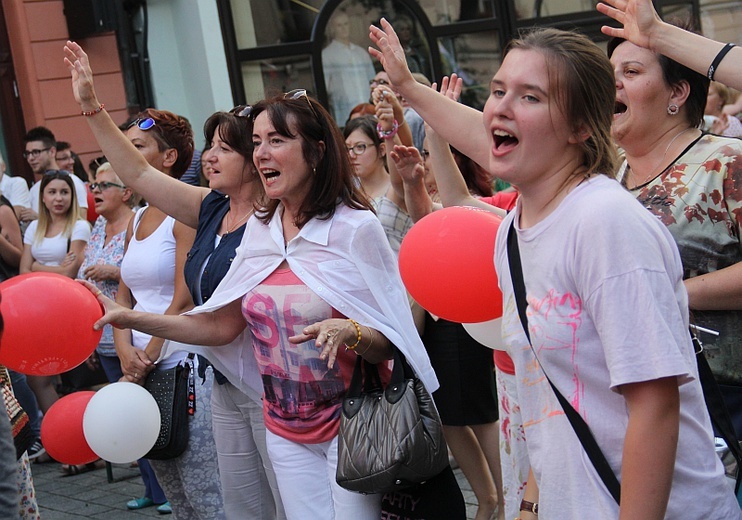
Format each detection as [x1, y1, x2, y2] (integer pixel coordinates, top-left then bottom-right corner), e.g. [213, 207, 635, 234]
[120, 206, 185, 368]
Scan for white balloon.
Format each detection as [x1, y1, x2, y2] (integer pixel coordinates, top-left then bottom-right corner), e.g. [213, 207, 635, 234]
[463, 318, 504, 350]
[83, 382, 161, 463]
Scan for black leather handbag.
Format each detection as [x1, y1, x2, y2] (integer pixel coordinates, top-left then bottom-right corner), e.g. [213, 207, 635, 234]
[143, 356, 194, 460]
[336, 346, 448, 494]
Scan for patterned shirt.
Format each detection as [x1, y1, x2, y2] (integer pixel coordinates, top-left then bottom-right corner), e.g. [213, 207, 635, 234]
[619, 134, 742, 384]
[372, 196, 414, 256]
[78, 216, 129, 355]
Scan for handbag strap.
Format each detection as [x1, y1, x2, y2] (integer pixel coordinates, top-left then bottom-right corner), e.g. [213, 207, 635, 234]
[692, 332, 742, 493]
[346, 345, 413, 399]
[507, 222, 622, 504]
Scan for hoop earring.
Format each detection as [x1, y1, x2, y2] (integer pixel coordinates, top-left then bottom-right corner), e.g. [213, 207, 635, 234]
[667, 104, 679, 116]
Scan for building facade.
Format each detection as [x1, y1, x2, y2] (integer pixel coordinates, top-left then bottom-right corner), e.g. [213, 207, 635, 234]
[1, 0, 739, 184]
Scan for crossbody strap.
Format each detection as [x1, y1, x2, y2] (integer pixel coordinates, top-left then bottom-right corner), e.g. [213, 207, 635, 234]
[692, 332, 742, 493]
[506, 222, 621, 504]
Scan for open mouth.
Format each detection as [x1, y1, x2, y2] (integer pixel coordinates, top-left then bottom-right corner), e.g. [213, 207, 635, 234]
[94, 196, 104, 204]
[262, 169, 281, 185]
[614, 101, 627, 116]
[493, 129, 518, 150]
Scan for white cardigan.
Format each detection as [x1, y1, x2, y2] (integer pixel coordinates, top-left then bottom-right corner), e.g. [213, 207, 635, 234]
[164, 203, 438, 398]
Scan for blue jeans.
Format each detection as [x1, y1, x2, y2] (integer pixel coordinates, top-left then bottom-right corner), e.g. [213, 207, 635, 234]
[8, 370, 41, 439]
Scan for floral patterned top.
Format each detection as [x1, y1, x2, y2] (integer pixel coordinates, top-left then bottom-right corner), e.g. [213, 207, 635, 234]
[618, 133, 742, 384]
[78, 215, 129, 356]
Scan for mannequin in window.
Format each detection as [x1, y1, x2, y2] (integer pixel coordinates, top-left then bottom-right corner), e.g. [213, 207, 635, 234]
[322, 9, 376, 124]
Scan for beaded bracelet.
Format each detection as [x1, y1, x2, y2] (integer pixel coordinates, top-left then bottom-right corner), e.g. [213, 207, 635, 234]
[707, 43, 735, 81]
[377, 120, 399, 140]
[345, 319, 362, 350]
[81, 103, 105, 117]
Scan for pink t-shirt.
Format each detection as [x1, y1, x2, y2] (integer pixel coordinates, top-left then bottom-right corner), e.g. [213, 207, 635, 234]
[242, 267, 391, 444]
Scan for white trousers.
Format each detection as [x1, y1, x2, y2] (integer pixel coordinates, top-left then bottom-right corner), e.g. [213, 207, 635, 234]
[211, 381, 285, 520]
[265, 429, 381, 520]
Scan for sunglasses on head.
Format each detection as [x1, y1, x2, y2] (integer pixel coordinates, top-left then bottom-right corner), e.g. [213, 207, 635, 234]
[127, 117, 156, 131]
[231, 89, 319, 121]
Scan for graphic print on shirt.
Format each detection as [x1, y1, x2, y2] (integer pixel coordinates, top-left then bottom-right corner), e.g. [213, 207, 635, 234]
[521, 290, 586, 427]
[242, 271, 346, 440]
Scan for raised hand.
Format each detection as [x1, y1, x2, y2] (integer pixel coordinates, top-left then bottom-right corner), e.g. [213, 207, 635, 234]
[368, 18, 415, 92]
[390, 145, 425, 185]
[597, 0, 661, 48]
[63, 41, 101, 111]
[433, 74, 463, 102]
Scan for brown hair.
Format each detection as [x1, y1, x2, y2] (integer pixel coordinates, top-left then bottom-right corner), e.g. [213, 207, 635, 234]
[248, 93, 372, 228]
[128, 109, 195, 179]
[607, 19, 709, 129]
[507, 28, 617, 177]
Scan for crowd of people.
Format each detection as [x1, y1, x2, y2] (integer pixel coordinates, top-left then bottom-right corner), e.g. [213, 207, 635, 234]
[0, 0, 740, 518]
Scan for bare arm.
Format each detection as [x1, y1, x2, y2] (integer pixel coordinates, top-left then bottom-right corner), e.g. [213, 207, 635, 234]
[28, 239, 87, 278]
[0, 206, 22, 268]
[369, 20, 489, 166]
[84, 278, 246, 347]
[618, 377, 679, 520]
[143, 220, 196, 362]
[391, 145, 433, 222]
[427, 128, 505, 216]
[684, 263, 742, 310]
[63, 41, 207, 228]
[598, 0, 742, 91]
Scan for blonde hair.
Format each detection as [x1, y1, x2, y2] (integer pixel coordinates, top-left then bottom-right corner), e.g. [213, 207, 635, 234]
[95, 162, 141, 208]
[34, 172, 82, 244]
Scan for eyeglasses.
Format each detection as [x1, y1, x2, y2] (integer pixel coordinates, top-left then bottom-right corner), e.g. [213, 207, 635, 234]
[284, 88, 319, 120]
[347, 143, 370, 156]
[370, 78, 390, 87]
[127, 117, 156, 131]
[45, 169, 71, 176]
[90, 181, 126, 191]
[23, 147, 51, 159]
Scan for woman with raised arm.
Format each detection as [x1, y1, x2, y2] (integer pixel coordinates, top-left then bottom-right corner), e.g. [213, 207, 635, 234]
[606, 28, 742, 437]
[65, 41, 284, 519]
[597, 0, 742, 91]
[371, 20, 740, 519]
[73, 87, 436, 520]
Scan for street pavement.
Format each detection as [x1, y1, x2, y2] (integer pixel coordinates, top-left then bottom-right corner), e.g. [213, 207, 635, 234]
[32, 459, 482, 519]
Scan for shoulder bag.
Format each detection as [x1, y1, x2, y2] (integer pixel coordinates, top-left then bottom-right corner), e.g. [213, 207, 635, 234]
[507, 222, 622, 503]
[143, 354, 195, 460]
[336, 346, 449, 494]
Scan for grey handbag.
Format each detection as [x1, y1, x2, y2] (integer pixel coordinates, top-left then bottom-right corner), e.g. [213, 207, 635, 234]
[336, 346, 448, 494]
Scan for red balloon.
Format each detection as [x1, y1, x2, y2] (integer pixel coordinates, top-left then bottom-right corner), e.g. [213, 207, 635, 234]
[0, 272, 103, 375]
[399, 206, 503, 323]
[86, 186, 99, 224]
[41, 391, 98, 465]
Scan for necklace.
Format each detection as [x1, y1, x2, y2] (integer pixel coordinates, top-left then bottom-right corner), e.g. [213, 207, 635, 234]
[225, 207, 254, 234]
[629, 128, 695, 189]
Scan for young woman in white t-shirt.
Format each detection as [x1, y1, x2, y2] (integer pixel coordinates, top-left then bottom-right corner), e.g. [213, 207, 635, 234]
[20, 172, 90, 417]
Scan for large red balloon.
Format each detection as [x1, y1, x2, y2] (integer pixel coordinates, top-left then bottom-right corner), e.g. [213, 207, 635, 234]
[399, 206, 503, 323]
[41, 391, 98, 465]
[0, 272, 103, 375]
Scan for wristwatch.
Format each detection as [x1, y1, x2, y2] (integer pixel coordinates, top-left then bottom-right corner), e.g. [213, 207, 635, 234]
[520, 499, 538, 516]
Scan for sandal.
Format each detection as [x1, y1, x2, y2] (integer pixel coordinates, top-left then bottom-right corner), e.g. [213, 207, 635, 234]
[60, 459, 105, 477]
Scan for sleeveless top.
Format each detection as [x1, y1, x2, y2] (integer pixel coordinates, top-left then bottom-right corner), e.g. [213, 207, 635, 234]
[120, 206, 185, 369]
